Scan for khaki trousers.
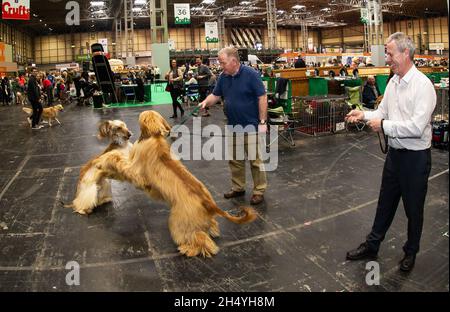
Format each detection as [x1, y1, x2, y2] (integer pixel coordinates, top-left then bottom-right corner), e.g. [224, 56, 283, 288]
[227, 132, 267, 195]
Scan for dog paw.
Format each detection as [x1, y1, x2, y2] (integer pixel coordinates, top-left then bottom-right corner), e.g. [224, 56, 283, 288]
[178, 244, 199, 257]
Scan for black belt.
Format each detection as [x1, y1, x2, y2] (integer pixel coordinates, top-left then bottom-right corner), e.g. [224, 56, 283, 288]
[389, 147, 430, 153]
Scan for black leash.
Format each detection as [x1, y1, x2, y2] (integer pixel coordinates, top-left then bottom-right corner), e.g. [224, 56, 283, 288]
[377, 119, 388, 154]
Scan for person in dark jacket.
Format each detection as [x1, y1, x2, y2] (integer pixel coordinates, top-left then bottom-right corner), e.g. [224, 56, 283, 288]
[27, 74, 43, 129]
[294, 57, 306, 68]
[1, 77, 11, 106]
[362, 75, 381, 109]
[136, 74, 145, 102]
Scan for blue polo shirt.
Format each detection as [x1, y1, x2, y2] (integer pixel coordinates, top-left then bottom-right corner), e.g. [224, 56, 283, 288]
[213, 65, 265, 129]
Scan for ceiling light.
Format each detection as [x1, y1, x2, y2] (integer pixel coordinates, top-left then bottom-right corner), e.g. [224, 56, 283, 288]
[95, 9, 104, 14]
[132, 7, 142, 12]
[201, 0, 215, 4]
[134, 0, 146, 4]
[91, 1, 105, 6]
[239, 1, 251, 5]
[292, 5, 305, 10]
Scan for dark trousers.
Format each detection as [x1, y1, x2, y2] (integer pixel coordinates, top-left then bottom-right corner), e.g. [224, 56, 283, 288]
[46, 87, 53, 106]
[366, 147, 432, 255]
[30, 100, 43, 127]
[170, 88, 184, 116]
[199, 85, 209, 111]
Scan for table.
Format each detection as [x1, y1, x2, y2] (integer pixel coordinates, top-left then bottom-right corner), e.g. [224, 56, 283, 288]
[119, 84, 152, 102]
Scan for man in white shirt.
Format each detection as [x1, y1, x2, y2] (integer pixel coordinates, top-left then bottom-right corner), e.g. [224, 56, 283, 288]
[345, 32, 436, 272]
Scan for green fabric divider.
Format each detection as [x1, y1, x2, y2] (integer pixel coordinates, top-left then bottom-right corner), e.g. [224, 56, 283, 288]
[262, 77, 276, 92]
[309, 77, 328, 96]
[375, 75, 389, 95]
[343, 78, 362, 87]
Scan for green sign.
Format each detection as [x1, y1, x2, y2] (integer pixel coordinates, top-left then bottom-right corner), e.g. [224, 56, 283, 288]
[205, 22, 218, 43]
[360, 8, 368, 24]
[174, 3, 190, 25]
[76, 55, 90, 61]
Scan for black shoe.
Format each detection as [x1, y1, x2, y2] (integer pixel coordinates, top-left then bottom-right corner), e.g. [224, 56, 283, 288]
[181, 110, 185, 117]
[399, 254, 416, 272]
[169, 115, 177, 118]
[346, 242, 378, 260]
[224, 190, 245, 199]
[250, 194, 264, 205]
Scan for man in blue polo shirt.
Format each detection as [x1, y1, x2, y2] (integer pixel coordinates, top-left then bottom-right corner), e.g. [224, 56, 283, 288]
[200, 47, 268, 205]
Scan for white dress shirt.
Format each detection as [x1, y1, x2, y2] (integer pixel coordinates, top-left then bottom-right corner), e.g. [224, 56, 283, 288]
[364, 65, 436, 150]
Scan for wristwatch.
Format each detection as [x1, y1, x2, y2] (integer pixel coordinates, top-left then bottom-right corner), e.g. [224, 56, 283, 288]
[259, 120, 267, 125]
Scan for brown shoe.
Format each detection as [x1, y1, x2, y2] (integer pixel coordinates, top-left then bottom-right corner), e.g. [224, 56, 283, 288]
[250, 194, 264, 205]
[224, 190, 245, 199]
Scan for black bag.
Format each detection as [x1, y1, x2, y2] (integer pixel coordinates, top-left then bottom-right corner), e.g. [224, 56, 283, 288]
[165, 83, 173, 92]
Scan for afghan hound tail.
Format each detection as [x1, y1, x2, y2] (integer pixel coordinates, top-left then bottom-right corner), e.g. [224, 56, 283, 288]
[22, 107, 32, 115]
[208, 202, 258, 224]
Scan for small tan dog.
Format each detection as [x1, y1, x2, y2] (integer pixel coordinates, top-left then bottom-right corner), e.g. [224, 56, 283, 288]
[23, 104, 64, 127]
[94, 111, 257, 257]
[64, 120, 133, 215]
[15, 91, 26, 106]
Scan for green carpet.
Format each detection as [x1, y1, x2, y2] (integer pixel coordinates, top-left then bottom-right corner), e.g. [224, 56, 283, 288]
[96, 83, 173, 109]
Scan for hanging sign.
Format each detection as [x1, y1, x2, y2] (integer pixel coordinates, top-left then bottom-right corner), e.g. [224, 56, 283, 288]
[205, 22, 219, 43]
[1, 0, 30, 20]
[174, 3, 190, 25]
[360, 8, 368, 24]
[98, 38, 108, 53]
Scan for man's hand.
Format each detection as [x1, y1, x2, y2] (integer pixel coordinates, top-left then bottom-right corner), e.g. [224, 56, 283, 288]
[345, 110, 364, 123]
[198, 100, 207, 109]
[258, 124, 267, 133]
[367, 119, 382, 132]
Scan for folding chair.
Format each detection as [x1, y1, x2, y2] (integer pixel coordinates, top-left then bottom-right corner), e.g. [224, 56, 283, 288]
[185, 84, 199, 107]
[267, 106, 296, 147]
[122, 86, 136, 104]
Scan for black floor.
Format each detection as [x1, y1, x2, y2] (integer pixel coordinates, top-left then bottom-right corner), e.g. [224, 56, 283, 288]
[0, 102, 448, 292]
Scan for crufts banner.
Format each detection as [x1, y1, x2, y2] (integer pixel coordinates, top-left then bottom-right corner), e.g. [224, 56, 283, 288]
[174, 3, 190, 25]
[1, 0, 30, 20]
[205, 22, 218, 43]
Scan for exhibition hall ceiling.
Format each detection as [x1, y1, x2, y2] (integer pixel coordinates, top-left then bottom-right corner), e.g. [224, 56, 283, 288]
[1, 0, 447, 35]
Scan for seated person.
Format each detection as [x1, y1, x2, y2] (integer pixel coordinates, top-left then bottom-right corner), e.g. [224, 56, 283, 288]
[362, 75, 381, 109]
[185, 71, 197, 85]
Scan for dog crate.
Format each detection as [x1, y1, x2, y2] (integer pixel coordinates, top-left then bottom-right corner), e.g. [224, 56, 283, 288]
[291, 95, 349, 136]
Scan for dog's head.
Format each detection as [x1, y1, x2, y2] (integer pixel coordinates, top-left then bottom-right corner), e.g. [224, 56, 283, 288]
[98, 120, 132, 146]
[139, 110, 171, 141]
[53, 104, 64, 112]
[54, 104, 64, 112]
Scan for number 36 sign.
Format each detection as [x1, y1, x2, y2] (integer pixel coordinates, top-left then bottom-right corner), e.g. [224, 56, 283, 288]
[174, 3, 190, 25]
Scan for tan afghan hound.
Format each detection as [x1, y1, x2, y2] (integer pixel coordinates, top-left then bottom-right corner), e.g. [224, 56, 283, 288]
[64, 120, 133, 215]
[94, 110, 258, 257]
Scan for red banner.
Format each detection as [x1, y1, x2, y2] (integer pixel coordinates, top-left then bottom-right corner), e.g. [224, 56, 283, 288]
[2, 0, 30, 20]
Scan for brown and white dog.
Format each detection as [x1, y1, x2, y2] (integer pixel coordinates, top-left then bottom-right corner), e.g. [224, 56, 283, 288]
[23, 104, 64, 127]
[15, 91, 26, 106]
[94, 111, 257, 257]
[65, 120, 133, 215]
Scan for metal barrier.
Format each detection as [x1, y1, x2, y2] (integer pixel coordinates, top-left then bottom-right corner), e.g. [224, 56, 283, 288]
[433, 87, 449, 122]
[291, 95, 349, 136]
